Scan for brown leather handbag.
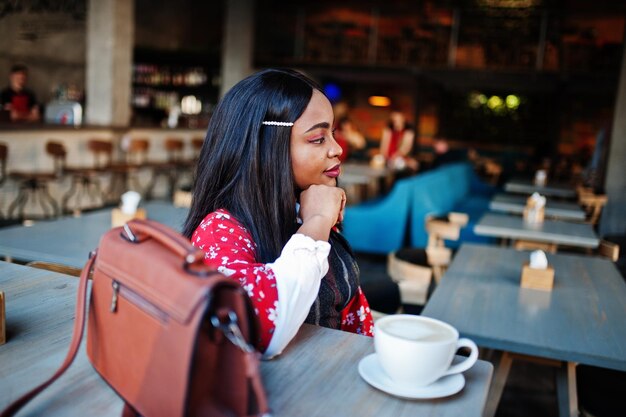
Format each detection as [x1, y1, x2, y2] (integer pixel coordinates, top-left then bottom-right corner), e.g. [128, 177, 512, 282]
[1, 219, 269, 417]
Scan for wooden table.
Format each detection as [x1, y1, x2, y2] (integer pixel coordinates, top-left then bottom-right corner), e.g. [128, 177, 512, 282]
[0, 201, 188, 268]
[489, 193, 586, 221]
[340, 163, 393, 204]
[422, 244, 626, 417]
[0, 261, 494, 417]
[474, 213, 599, 249]
[504, 179, 577, 199]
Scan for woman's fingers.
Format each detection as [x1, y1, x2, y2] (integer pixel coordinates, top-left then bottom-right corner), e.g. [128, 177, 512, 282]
[338, 191, 347, 223]
[300, 185, 345, 226]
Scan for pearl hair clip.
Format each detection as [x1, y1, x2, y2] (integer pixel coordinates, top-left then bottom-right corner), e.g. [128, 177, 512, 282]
[262, 121, 294, 126]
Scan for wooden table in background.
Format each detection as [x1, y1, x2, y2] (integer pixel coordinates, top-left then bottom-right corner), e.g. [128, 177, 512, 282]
[489, 193, 586, 221]
[504, 179, 577, 199]
[474, 213, 599, 250]
[0, 261, 494, 416]
[0, 201, 188, 268]
[422, 244, 626, 417]
[340, 163, 393, 204]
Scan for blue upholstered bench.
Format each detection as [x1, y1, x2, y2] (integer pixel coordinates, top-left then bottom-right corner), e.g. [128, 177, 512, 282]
[343, 162, 497, 254]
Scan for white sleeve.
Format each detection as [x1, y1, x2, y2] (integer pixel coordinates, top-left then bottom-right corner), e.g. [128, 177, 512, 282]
[263, 233, 330, 359]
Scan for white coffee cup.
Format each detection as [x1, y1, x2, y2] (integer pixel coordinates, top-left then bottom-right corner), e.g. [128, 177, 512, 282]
[374, 315, 478, 387]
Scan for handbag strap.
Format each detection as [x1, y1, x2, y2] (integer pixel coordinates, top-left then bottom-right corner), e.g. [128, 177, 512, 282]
[211, 311, 270, 417]
[0, 254, 96, 417]
[244, 351, 270, 417]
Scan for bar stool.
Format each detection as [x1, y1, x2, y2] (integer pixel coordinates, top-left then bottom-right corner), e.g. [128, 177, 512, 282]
[8, 141, 64, 219]
[181, 137, 204, 190]
[0, 142, 7, 217]
[61, 139, 114, 214]
[580, 193, 608, 227]
[191, 137, 204, 158]
[145, 137, 184, 200]
[108, 138, 149, 202]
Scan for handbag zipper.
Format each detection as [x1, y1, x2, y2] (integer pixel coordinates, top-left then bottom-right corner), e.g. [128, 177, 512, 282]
[109, 279, 168, 322]
[110, 281, 120, 312]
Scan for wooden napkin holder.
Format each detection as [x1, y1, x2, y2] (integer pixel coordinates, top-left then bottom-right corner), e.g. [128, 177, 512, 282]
[1, 291, 6, 345]
[111, 208, 147, 228]
[521, 262, 554, 291]
[533, 170, 547, 187]
[173, 190, 192, 208]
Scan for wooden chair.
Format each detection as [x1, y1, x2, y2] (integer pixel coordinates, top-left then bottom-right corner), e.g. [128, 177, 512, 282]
[424, 216, 462, 283]
[598, 240, 619, 262]
[387, 213, 465, 308]
[484, 160, 503, 185]
[426, 215, 463, 247]
[26, 261, 82, 277]
[579, 193, 608, 226]
[576, 185, 594, 199]
[388, 249, 433, 306]
[7, 141, 64, 219]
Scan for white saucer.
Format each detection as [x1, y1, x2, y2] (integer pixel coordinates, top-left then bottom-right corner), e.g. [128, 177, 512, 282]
[358, 353, 465, 400]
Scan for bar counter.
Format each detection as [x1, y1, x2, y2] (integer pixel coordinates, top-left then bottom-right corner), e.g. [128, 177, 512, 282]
[0, 124, 206, 171]
[0, 125, 206, 211]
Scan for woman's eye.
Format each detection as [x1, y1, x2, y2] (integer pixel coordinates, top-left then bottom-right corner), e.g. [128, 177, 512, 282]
[310, 137, 325, 144]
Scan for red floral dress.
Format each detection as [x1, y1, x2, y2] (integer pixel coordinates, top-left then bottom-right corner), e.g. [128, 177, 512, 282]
[191, 209, 374, 353]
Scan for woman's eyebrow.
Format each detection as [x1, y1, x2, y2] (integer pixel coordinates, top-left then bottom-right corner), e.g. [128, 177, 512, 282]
[304, 122, 330, 133]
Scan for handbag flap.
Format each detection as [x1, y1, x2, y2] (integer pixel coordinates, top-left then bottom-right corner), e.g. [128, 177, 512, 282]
[95, 226, 230, 324]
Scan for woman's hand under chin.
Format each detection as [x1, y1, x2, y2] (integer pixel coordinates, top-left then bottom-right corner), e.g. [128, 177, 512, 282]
[297, 184, 346, 241]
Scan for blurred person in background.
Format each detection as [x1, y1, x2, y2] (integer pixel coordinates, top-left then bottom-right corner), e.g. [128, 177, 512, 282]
[1, 64, 40, 122]
[431, 137, 468, 169]
[334, 116, 366, 161]
[379, 110, 417, 171]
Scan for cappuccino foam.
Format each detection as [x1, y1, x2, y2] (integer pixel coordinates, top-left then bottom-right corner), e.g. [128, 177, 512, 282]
[381, 318, 454, 342]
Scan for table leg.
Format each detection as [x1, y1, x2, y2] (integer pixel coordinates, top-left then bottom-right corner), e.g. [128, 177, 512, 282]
[556, 361, 579, 417]
[483, 351, 513, 417]
[367, 178, 379, 199]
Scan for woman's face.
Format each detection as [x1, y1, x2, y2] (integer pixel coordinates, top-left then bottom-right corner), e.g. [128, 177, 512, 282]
[390, 111, 405, 130]
[290, 90, 342, 190]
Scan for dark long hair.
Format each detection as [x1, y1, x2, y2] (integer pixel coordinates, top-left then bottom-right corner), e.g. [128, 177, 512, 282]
[182, 68, 323, 263]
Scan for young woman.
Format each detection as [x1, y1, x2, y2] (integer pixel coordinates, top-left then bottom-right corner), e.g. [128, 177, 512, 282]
[182, 69, 373, 358]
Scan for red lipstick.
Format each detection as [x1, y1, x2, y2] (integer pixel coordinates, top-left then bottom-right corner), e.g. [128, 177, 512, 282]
[324, 164, 341, 178]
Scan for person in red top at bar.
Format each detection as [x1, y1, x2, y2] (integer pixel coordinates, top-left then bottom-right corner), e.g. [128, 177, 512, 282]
[1, 64, 40, 122]
[182, 69, 374, 358]
[379, 109, 418, 171]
